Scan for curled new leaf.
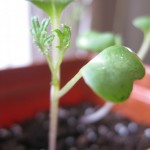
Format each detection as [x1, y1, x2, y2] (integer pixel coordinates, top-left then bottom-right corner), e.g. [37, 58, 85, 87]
[76, 31, 121, 52]
[30, 17, 54, 55]
[133, 16, 150, 33]
[81, 45, 145, 103]
[54, 25, 71, 50]
[27, 0, 74, 17]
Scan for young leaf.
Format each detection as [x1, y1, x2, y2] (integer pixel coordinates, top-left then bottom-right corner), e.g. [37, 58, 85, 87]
[76, 31, 120, 52]
[27, 0, 74, 17]
[30, 17, 54, 55]
[81, 45, 145, 103]
[133, 16, 150, 34]
[54, 25, 71, 50]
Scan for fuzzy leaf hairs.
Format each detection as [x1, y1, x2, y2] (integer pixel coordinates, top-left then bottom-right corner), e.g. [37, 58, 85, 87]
[30, 17, 54, 55]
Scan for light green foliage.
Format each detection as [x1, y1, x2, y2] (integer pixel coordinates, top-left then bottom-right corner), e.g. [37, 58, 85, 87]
[81, 45, 145, 103]
[76, 31, 121, 52]
[27, 0, 74, 17]
[54, 25, 71, 50]
[30, 17, 54, 55]
[133, 16, 150, 60]
[133, 16, 150, 34]
[28, 0, 146, 149]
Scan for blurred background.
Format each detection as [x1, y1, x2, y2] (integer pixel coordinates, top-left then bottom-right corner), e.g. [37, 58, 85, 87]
[0, 0, 150, 70]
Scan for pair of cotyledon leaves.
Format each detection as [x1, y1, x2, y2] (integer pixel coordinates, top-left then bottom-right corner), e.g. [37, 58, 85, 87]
[29, 0, 146, 103]
[27, 0, 74, 17]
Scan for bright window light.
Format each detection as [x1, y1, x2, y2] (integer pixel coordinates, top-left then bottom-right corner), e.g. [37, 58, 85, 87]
[0, 1, 31, 70]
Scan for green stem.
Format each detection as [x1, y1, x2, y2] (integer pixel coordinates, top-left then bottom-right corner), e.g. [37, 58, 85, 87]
[45, 54, 54, 73]
[55, 48, 66, 73]
[57, 71, 82, 99]
[49, 5, 61, 150]
[49, 82, 59, 150]
[137, 32, 150, 59]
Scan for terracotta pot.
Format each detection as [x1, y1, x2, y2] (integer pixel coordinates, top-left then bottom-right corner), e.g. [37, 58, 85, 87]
[0, 58, 101, 127]
[0, 58, 149, 127]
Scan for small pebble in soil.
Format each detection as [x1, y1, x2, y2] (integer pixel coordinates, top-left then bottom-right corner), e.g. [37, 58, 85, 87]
[0, 128, 11, 139]
[67, 117, 77, 127]
[59, 108, 69, 119]
[87, 130, 97, 142]
[128, 122, 138, 133]
[77, 134, 87, 146]
[65, 136, 75, 146]
[10, 124, 23, 138]
[76, 124, 85, 134]
[144, 128, 150, 138]
[98, 125, 109, 135]
[114, 123, 129, 136]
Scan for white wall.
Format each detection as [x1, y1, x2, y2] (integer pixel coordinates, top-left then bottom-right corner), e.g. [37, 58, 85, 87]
[0, 0, 31, 69]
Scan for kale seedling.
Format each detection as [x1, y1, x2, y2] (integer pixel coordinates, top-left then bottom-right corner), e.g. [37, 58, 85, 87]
[77, 16, 150, 123]
[27, 0, 145, 149]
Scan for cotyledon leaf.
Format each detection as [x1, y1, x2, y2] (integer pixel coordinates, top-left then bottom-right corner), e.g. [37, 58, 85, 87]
[133, 16, 150, 33]
[76, 31, 119, 52]
[27, 0, 74, 17]
[80, 45, 145, 103]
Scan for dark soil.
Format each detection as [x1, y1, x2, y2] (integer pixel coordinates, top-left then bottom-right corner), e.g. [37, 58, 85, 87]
[0, 103, 150, 150]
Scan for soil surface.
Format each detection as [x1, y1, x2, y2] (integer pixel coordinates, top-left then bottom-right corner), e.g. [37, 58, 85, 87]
[0, 103, 150, 150]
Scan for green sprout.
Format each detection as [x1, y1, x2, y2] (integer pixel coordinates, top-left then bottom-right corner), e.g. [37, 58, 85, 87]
[78, 16, 150, 124]
[133, 16, 150, 59]
[27, 0, 146, 149]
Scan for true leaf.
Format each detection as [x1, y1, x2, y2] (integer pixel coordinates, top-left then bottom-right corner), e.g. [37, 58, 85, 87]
[76, 31, 119, 52]
[81, 45, 145, 103]
[30, 17, 54, 55]
[54, 25, 71, 50]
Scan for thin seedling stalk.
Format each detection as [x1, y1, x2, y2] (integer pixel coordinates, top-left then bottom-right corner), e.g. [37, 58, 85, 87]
[49, 12, 61, 150]
[80, 102, 113, 123]
[57, 71, 82, 99]
[137, 33, 150, 60]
